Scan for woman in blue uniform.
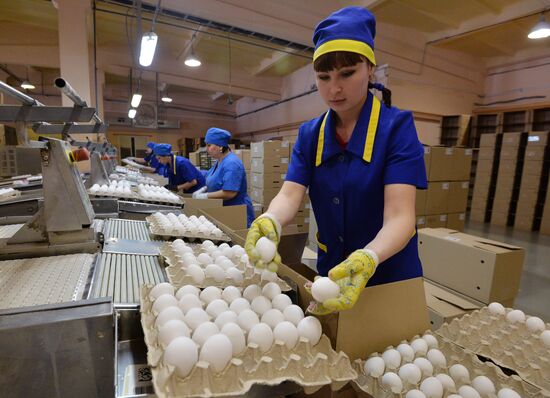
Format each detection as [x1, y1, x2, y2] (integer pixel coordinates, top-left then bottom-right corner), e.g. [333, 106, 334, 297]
[192, 128, 254, 227]
[153, 143, 206, 193]
[245, 7, 427, 314]
[129, 142, 165, 175]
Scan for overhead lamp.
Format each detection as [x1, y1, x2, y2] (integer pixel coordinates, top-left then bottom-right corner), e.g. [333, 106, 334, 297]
[128, 108, 137, 119]
[161, 95, 172, 103]
[528, 14, 550, 39]
[184, 49, 201, 68]
[20, 80, 35, 90]
[131, 93, 142, 108]
[139, 31, 158, 66]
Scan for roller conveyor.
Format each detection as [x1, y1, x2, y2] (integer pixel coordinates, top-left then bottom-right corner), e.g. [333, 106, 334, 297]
[103, 218, 152, 241]
[0, 224, 24, 239]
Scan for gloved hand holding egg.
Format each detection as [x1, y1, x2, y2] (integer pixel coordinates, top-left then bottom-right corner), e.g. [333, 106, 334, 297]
[306, 249, 379, 315]
[192, 186, 208, 199]
[244, 213, 282, 272]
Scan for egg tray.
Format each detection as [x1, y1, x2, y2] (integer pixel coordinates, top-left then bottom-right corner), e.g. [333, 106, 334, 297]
[159, 243, 291, 291]
[435, 307, 550, 392]
[351, 332, 548, 398]
[89, 192, 183, 206]
[147, 218, 231, 243]
[0, 188, 20, 202]
[139, 285, 357, 398]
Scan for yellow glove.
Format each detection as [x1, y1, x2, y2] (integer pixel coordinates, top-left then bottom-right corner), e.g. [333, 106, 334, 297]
[244, 213, 282, 272]
[307, 249, 378, 315]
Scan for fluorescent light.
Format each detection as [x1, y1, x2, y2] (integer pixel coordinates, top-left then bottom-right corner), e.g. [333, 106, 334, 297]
[20, 81, 35, 90]
[131, 93, 142, 108]
[128, 108, 137, 119]
[161, 96, 172, 103]
[528, 15, 550, 39]
[139, 31, 158, 66]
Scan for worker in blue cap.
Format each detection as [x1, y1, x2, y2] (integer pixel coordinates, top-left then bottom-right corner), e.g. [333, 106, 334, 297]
[192, 127, 254, 227]
[127, 142, 165, 175]
[245, 7, 427, 315]
[154, 143, 206, 193]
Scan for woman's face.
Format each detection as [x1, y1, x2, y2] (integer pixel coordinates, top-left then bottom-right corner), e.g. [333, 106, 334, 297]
[206, 143, 223, 159]
[315, 60, 373, 115]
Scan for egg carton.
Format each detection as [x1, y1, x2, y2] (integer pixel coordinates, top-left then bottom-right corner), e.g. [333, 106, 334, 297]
[436, 306, 550, 392]
[352, 332, 548, 398]
[147, 218, 231, 242]
[139, 285, 357, 398]
[159, 243, 291, 291]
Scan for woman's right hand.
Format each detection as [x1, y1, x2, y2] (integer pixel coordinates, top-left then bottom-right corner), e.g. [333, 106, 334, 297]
[244, 214, 282, 272]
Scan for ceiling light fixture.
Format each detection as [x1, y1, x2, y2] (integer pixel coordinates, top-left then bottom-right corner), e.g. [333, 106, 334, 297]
[131, 93, 142, 108]
[528, 13, 550, 39]
[161, 95, 172, 103]
[20, 80, 35, 90]
[128, 108, 137, 119]
[184, 48, 201, 67]
[139, 31, 158, 66]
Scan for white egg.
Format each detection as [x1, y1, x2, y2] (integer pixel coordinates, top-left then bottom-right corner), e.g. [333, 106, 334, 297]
[251, 296, 272, 316]
[261, 309, 285, 329]
[406, 390, 427, 398]
[176, 285, 200, 300]
[221, 322, 246, 355]
[206, 246, 218, 255]
[222, 247, 233, 258]
[426, 349, 447, 369]
[218, 242, 230, 250]
[382, 348, 401, 369]
[197, 253, 213, 265]
[411, 338, 428, 356]
[261, 269, 278, 282]
[150, 282, 174, 300]
[435, 373, 456, 392]
[155, 306, 186, 328]
[497, 388, 521, 398]
[152, 294, 179, 314]
[283, 304, 305, 326]
[192, 321, 220, 347]
[221, 286, 241, 304]
[541, 330, 550, 346]
[272, 294, 292, 311]
[506, 309, 526, 323]
[243, 284, 262, 302]
[186, 264, 205, 285]
[262, 282, 282, 300]
[398, 363, 422, 384]
[413, 358, 434, 378]
[205, 299, 230, 319]
[311, 277, 340, 302]
[201, 240, 215, 248]
[297, 316, 322, 345]
[420, 376, 444, 398]
[199, 334, 233, 373]
[226, 267, 244, 284]
[231, 245, 245, 258]
[396, 343, 415, 363]
[526, 316, 545, 332]
[163, 336, 198, 378]
[214, 255, 230, 266]
[178, 293, 204, 314]
[240, 253, 249, 264]
[219, 259, 235, 270]
[446, 396, 462, 398]
[214, 311, 239, 330]
[182, 253, 198, 265]
[248, 322, 274, 352]
[273, 321, 299, 349]
[200, 286, 222, 305]
[472, 375, 495, 396]
[211, 250, 223, 259]
[381, 372, 403, 393]
[198, 225, 210, 235]
[237, 309, 260, 332]
[158, 319, 191, 347]
[229, 297, 251, 314]
[459, 385, 481, 398]
[176, 246, 193, 255]
[422, 334, 439, 349]
[449, 364, 470, 384]
[205, 264, 226, 282]
[173, 238, 186, 247]
[364, 356, 385, 377]
[184, 308, 210, 330]
[255, 237, 277, 262]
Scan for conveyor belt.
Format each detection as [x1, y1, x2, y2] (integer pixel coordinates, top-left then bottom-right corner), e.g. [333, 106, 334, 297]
[0, 223, 23, 239]
[91, 253, 166, 305]
[103, 218, 152, 241]
[0, 253, 95, 309]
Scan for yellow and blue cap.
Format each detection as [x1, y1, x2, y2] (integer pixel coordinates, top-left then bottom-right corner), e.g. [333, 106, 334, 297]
[205, 127, 231, 147]
[153, 143, 172, 156]
[313, 6, 377, 65]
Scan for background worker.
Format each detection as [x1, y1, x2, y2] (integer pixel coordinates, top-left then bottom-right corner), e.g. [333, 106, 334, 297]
[154, 143, 206, 193]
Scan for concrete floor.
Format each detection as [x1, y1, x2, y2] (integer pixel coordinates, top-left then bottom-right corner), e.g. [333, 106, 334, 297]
[464, 220, 550, 320]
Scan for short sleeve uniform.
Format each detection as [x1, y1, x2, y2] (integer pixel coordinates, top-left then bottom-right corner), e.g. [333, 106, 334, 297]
[167, 155, 206, 193]
[286, 91, 427, 285]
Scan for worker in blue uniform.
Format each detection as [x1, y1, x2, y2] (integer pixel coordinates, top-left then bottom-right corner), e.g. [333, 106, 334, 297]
[153, 143, 205, 193]
[244, 7, 427, 315]
[129, 142, 165, 175]
[192, 128, 254, 227]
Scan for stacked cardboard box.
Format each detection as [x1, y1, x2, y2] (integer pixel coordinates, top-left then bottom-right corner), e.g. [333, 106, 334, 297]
[250, 140, 289, 207]
[540, 174, 550, 235]
[416, 146, 472, 231]
[234, 149, 251, 189]
[470, 134, 499, 223]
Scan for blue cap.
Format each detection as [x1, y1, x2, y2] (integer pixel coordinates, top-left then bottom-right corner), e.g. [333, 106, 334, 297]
[153, 143, 172, 156]
[205, 127, 231, 147]
[146, 142, 156, 149]
[313, 7, 376, 65]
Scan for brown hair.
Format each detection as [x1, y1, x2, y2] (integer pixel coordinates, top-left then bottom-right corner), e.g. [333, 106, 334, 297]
[313, 51, 366, 72]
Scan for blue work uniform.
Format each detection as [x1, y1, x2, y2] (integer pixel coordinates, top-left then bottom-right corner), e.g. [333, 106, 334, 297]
[205, 152, 254, 227]
[144, 152, 165, 175]
[166, 155, 205, 193]
[286, 92, 427, 286]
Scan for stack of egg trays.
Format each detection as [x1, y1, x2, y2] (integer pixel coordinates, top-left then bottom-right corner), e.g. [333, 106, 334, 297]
[436, 307, 550, 392]
[352, 332, 547, 398]
[159, 242, 291, 291]
[88, 190, 138, 201]
[146, 216, 231, 243]
[140, 284, 357, 398]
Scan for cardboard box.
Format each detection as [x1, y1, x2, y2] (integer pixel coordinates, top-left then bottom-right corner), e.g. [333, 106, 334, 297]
[423, 146, 431, 177]
[426, 147, 453, 181]
[524, 146, 546, 160]
[250, 157, 289, 173]
[476, 158, 494, 174]
[520, 173, 542, 190]
[526, 131, 549, 146]
[495, 172, 515, 192]
[523, 160, 545, 176]
[489, 210, 508, 226]
[416, 216, 426, 228]
[469, 207, 486, 223]
[426, 214, 447, 228]
[251, 172, 284, 190]
[250, 187, 280, 204]
[448, 181, 469, 213]
[541, 206, 550, 235]
[234, 149, 251, 170]
[416, 189, 427, 216]
[182, 197, 224, 216]
[499, 147, 520, 160]
[517, 189, 539, 207]
[425, 182, 450, 215]
[492, 195, 511, 214]
[418, 228, 524, 304]
[424, 279, 481, 330]
[451, 148, 472, 181]
[479, 133, 497, 147]
[189, 151, 200, 166]
[514, 206, 535, 231]
[502, 132, 523, 146]
[250, 141, 290, 158]
[474, 172, 491, 187]
[478, 147, 495, 161]
[470, 191, 488, 210]
[497, 160, 518, 174]
[199, 205, 248, 231]
[447, 213, 466, 231]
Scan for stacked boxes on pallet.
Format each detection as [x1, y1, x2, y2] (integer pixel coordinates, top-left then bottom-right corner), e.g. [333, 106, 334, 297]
[470, 134, 499, 223]
[541, 174, 550, 234]
[234, 149, 251, 193]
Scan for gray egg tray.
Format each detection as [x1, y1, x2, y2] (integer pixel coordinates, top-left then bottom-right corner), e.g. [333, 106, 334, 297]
[147, 217, 231, 242]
